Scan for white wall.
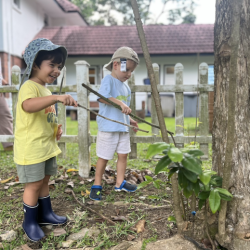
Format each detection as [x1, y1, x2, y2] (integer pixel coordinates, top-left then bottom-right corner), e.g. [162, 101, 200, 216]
[65, 54, 214, 110]
[1, 0, 44, 57]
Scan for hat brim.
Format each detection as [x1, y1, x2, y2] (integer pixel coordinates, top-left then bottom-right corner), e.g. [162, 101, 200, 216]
[104, 61, 113, 72]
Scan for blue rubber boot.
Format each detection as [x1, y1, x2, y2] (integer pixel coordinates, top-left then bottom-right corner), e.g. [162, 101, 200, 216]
[22, 203, 45, 242]
[38, 195, 67, 225]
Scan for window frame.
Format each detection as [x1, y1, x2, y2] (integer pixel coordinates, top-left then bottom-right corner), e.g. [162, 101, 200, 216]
[163, 64, 175, 85]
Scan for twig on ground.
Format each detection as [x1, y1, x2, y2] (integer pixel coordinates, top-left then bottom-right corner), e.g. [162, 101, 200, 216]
[70, 190, 116, 225]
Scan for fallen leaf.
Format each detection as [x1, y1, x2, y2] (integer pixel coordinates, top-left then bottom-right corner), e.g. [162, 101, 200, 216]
[81, 190, 85, 196]
[67, 181, 74, 188]
[85, 190, 90, 197]
[53, 228, 66, 236]
[58, 165, 63, 169]
[15, 176, 19, 182]
[105, 179, 115, 184]
[48, 180, 55, 185]
[87, 201, 94, 205]
[115, 209, 120, 215]
[135, 220, 146, 233]
[66, 168, 79, 173]
[6, 181, 19, 186]
[4, 186, 9, 190]
[92, 164, 96, 168]
[55, 175, 65, 182]
[79, 181, 85, 185]
[64, 173, 68, 178]
[72, 172, 76, 176]
[64, 188, 72, 194]
[21, 244, 33, 250]
[0, 176, 13, 184]
[87, 178, 94, 183]
[127, 234, 136, 241]
[111, 216, 128, 221]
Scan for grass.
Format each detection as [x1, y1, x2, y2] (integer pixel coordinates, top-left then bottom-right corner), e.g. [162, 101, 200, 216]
[0, 116, 212, 249]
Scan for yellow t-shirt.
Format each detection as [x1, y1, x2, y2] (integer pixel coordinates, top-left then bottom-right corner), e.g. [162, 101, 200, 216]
[14, 80, 61, 165]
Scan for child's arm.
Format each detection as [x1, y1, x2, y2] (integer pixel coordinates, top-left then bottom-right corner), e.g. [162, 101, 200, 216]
[99, 97, 131, 115]
[129, 117, 139, 132]
[22, 94, 77, 113]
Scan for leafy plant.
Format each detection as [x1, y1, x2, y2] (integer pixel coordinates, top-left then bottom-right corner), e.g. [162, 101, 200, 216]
[146, 142, 233, 214]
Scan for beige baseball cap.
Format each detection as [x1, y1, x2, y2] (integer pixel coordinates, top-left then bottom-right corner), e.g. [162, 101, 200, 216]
[105, 47, 139, 71]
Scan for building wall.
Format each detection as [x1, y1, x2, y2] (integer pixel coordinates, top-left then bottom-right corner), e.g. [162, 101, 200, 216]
[65, 54, 214, 111]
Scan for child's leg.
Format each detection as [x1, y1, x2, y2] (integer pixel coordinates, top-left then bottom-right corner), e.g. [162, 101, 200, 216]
[115, 153, 128, 188]
[23, 180, 44, 206]
[94, 157, 108, 186]
[39, 175, 50, 197]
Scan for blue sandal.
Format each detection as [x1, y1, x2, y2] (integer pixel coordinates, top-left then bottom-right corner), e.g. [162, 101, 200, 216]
[115, 180, 137, 192]
[89, 185, 102, 200]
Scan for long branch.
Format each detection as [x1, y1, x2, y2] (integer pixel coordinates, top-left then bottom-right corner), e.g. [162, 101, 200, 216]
[71, 190, 116, 225]
[81, 83, 174, 135]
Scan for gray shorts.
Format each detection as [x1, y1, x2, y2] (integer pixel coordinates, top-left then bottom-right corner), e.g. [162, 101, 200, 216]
[16, 157, 57, 183]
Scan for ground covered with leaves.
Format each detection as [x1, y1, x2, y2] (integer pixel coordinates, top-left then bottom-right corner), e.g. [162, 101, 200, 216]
[0, 118, 212, 250]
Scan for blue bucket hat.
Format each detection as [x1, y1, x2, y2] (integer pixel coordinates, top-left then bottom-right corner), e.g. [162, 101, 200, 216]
[21, 38, 67, 85]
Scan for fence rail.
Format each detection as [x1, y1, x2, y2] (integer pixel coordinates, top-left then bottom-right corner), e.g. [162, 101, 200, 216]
[0, 61, 213, 177]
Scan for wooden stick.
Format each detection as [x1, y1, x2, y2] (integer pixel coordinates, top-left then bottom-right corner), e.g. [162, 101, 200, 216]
[77, 103, 149, 133]
[81, 82, 174, 135]
[70, 190, 116, 225]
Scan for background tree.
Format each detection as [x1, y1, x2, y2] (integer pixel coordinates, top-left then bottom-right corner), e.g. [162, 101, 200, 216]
[70, 0, 197, 25]
[213, 0, 250, 249]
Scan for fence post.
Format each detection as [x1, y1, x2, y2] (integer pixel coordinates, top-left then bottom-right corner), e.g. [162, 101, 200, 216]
[128, 73, 137, 159]
[11, 65, 21, 131]
[175, 63, 184, 148]
[57, 67, 66, 158]
[75, 61, 91, 177]
[152, 63, 160, 136]
[199, 62, 209, 159]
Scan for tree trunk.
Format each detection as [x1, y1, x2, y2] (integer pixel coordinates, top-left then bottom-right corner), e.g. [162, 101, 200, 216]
[213, 0, 250, 248]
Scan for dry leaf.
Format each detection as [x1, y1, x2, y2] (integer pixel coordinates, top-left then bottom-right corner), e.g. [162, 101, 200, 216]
[79, 181, 85, 185]
[53, 228, 66, 236]
[87, 201, 94, 205]
[4, 186, 9, 190]
[58, 165, 63, 169]
[21, 244, 33, 250]
[66, 168, 79, 173]
[105, 179, 115, 184]
[127, 234, 136, 241]
[81, 190, 85, 196]
[135, 220, 146, 233]
[6, 181, 19, 186]
[0, 176, 13, 184]
[85, 190, 90, 197]
[115, 209, 120, 215]
[67, 181, 74, 188]
[64, 173, 68, 178]
[15, 176, 19, 182]
[64, 188, 72, 194]
[111, 216, 128, 221]
[48, 180, 55, 185]
[87, 178, 94, 183]
[92, 164, 96, 168]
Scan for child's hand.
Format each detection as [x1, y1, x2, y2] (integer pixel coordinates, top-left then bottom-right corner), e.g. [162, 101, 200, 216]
[130, 119, 139, 132]
[57, 95, 78, 107]
[56, 124, 63, 141]
[120, 103, 131, 115]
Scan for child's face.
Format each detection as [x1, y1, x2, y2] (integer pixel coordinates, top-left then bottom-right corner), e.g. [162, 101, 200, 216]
[30, 59, 63, 86]
[112, 59, 137, 82]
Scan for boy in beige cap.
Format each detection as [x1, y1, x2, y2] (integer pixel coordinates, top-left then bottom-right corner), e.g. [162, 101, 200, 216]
[90, 47, 139, 200]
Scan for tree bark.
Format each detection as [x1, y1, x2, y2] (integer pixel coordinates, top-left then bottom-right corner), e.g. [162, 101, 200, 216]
[213, 0, 250, 248]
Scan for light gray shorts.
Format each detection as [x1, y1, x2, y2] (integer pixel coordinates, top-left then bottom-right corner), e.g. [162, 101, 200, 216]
[96, 131, 131, 160]
[16, 157, 57, 183]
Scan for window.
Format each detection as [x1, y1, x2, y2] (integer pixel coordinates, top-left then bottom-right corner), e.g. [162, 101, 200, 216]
[208, 65, 214, 85]
[13, 0, 21, 8]
[89, 66, 100, 85]
[164, 65, 175, 85]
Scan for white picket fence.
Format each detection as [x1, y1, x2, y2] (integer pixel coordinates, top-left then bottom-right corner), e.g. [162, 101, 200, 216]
[0, 61, 213, 177]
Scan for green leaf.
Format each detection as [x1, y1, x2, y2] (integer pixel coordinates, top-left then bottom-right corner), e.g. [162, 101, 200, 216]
[167, 216, 176, 223]
[210, 175, 223, 187]
[182, 168, 198, 183]
[146, 142, 170, 159]
[153, 181, 160, 189]
[199, 172, 212, 185]
[209, 190, 221, 214]
[145, 175, 153, 181]
[219, 193, 232, 201]
[203, 170, 217, 175]
[162, 149, 170, 155]
[137, 180, 151, 189]
[198, 191, 210, 200]
[178, 170, 188, 189]
[186, 149, 204, 157]
[155, 155, 172, 174]
[183, 188, 193, 198]
[198, 199, 206, 210]
[214, 188, 233, 198]
[168, 168, 179, 179]
[147, 195, 160, 200]
[168, 147, 183, 162]
[181, 153, 202, 175]
[193, 181, 200, 196]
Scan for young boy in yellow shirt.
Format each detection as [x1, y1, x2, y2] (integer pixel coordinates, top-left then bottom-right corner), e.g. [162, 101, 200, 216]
[14, 38, 77, 242]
